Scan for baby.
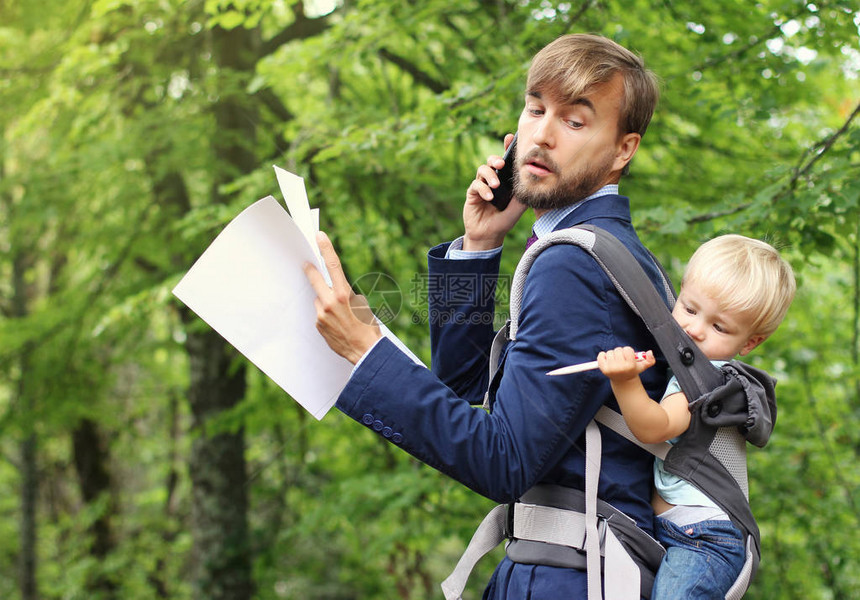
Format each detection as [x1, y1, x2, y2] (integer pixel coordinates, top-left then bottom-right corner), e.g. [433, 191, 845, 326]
[598, 234, 796, 600]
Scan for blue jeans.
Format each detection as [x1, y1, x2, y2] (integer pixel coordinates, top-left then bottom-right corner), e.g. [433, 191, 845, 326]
[652, 517, 746, 600]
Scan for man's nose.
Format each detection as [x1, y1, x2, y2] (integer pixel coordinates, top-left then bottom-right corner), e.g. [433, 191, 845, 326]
[532, 119, 555, 148]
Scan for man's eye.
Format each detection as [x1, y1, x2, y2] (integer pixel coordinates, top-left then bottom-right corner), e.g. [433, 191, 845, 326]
[567, 120, 584, 129]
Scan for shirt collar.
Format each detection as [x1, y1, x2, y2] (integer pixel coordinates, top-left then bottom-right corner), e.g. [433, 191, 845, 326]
[532, 184, 619, 239]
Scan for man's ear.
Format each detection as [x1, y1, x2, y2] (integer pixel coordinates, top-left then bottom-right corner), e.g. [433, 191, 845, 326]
[612, 132, 641, 173]
[739, 335, 767, 357]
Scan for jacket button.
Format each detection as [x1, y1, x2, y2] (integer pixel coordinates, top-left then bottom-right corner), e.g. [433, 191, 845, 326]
[361, 414, 374, 425]
[391, 433, 403, 444]
[382, 427, 393, 438]
[707, 402, 722, 418]
[372, 420, 384, 432]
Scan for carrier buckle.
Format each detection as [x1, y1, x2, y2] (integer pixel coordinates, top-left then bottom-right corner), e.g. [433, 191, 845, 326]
[504, 502, 516, 540]
[584, 514, 609, 552]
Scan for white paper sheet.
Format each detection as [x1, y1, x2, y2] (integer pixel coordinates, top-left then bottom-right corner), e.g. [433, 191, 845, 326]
[274, 166, 322, 265]
[173, 184, 425, 420]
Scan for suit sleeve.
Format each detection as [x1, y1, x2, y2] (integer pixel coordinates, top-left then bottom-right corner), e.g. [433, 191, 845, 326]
[427, 242, 501, 403]
[336, 244, 616, 503]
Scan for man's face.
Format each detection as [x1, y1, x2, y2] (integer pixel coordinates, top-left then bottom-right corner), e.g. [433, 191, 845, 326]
[512, 74, 634, 211]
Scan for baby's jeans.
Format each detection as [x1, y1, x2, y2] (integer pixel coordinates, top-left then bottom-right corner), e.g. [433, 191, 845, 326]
[651, 517, 746, 600]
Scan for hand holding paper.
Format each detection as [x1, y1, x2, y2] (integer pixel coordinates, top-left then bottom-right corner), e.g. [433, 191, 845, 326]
[172, 166, 424, 420]
[304, 232, 383, 365]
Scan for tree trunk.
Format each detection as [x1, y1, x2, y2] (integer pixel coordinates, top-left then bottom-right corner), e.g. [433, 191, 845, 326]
[175, 21, 261, 600]
[19, 429, 37, 600]
[12, 215, 38, 600]
[186, 328, 251, 600]
[71, 417, 117, 597]
[152, 161, 254, 600]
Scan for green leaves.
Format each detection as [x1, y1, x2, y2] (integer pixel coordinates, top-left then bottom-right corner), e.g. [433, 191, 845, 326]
[2, 0, 860, 598]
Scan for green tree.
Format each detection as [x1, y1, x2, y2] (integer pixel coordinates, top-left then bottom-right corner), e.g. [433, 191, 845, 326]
[0, 1, 858, 598]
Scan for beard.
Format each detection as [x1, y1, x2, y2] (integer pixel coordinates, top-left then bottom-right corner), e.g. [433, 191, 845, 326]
[513, 147, 615, 211]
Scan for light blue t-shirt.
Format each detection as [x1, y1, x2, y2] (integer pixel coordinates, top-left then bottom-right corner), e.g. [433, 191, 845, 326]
[654, 360, 727, 508]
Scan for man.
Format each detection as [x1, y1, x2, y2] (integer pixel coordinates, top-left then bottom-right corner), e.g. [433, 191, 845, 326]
[306, 33, 667, 598]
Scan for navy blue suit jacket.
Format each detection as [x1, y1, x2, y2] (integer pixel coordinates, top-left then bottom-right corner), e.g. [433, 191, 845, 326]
[336, 194, 668, 598]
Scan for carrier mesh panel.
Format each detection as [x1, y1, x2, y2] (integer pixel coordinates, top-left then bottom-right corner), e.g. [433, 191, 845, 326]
[710, 428, 749, 499]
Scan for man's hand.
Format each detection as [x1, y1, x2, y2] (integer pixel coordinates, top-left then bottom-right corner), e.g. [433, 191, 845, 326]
[597, 347, 655, 382]
[463, 133, 528, 251]
[304, 231, 382, 364]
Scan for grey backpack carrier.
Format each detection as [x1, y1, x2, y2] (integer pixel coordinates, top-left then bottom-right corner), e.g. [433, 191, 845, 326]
[442, 225, 777, 600]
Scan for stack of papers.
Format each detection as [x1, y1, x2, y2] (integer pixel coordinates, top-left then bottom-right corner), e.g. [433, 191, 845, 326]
[173, 166, 423, 420]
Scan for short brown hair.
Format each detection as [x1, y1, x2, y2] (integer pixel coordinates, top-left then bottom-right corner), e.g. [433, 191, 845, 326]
[527, 34, 660, 137]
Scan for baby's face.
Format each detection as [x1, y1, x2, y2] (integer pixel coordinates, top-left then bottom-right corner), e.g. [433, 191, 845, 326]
[672, 282, 764, 360]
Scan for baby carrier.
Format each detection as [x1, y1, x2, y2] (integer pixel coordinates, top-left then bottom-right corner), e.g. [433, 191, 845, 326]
[441, 225, 778, 600]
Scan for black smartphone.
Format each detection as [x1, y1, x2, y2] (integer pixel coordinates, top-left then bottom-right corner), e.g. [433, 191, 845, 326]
[490, 132, 518, 211]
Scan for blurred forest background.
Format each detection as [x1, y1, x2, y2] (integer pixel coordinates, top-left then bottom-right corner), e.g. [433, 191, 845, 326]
[1, 0, 859, 598]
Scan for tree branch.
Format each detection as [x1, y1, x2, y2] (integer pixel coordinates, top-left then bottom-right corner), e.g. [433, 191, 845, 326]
[687, 202, 752, 224]
[788, 100, 860, 192]
[557, 0, 595, 36]
[254, 87, 294, 122]
[439, 15, 493, 74]
[261, 6, 332, 57]
[377, 48, 449, 94]
[672, 2, 818, 77]
[688, 100, 860, 225]
[0, 203, 155, 365]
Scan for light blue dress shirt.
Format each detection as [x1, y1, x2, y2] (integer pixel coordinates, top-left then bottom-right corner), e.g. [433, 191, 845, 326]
[446, 184, 620, 259]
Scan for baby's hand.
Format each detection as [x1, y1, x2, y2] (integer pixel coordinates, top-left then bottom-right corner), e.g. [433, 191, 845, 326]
[597, 347, 655, 382]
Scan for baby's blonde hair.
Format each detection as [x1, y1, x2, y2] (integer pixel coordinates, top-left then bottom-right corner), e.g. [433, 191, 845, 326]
[682, 235, 796, 338]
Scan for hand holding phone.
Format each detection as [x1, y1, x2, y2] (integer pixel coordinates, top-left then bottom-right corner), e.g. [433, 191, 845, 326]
[490, 133, 517, 211]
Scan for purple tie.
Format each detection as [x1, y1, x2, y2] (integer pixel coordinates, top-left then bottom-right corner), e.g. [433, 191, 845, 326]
[526, 230, 538, 249]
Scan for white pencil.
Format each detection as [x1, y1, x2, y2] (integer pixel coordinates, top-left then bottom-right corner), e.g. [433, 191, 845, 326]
[547, 351, 648, 376]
